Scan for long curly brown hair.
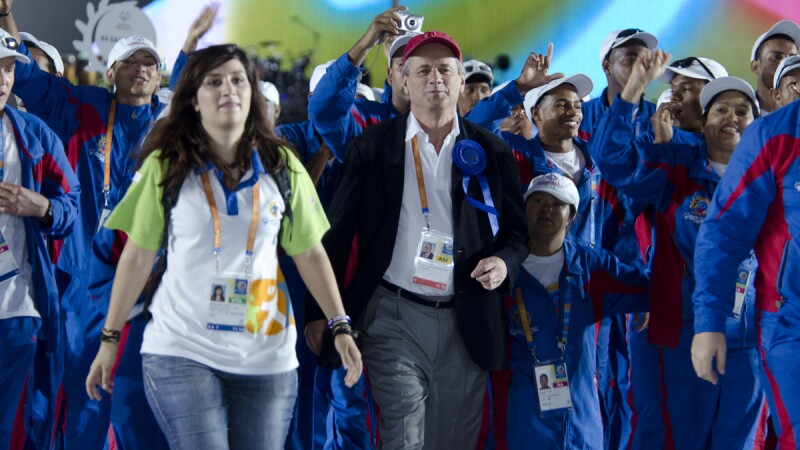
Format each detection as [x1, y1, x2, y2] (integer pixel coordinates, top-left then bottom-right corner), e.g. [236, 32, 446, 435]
[139, 44, 290, 195]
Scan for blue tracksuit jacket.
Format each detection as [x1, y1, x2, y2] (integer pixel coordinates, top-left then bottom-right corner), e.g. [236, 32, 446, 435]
[506, 239, 648, 450]
[591, 95, 757, 350]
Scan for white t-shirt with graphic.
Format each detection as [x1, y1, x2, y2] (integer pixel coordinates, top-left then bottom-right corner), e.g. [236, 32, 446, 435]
[106, 149, 329, 375]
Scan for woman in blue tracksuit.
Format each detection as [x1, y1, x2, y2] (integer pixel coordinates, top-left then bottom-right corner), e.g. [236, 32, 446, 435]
[505, 173, 647, 449]
[506, 173, 648, 450]
[591, 53, 765, 449]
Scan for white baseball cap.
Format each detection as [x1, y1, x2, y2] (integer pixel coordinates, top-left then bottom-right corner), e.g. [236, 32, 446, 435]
[524, 173, 580, 209]
[259, 81, 280, 105]
[598, 28, 658, 64]
[751, 19, 800, 61]
[19, 32, 63, 75]
[388, 32, 421, 62]
[464, 59, 493, 84]
[658, 57, 727, 83]
[0, 28, 29, 64]
[356, 83, 375, 101]
[773, 55, 800, 89]
[699, 76, 758, 114]
[657, 88, 672, 109]
[524, 74, 593, 121]
[309, 60, 335, 93]
[106, 35, 160, 69]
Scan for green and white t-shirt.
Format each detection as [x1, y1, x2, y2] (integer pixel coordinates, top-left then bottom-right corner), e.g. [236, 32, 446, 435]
[105, 148, 329, 375]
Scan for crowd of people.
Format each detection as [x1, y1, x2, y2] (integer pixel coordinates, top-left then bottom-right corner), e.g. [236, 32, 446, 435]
[1, 2, 799, 450]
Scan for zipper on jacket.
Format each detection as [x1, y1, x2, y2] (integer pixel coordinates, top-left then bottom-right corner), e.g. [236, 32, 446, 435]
[776, 238, 791, 306]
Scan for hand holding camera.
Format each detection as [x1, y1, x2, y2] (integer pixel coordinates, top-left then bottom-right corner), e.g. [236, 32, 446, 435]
[347, 6, 425, 68]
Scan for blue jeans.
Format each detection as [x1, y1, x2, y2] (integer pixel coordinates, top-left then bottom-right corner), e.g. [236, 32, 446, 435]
[142, 353, 297, 450]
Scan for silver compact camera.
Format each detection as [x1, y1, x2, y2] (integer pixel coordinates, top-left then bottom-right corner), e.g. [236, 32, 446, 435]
[397, 12, 423, 33]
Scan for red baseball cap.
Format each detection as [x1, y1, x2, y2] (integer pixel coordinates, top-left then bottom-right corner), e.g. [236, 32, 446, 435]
[401, 31, 462, 64]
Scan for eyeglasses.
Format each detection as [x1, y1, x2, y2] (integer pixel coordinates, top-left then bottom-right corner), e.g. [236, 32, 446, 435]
[671, 57, 717, 80]
[616, 28, 644, 40]
[1, 37, 18, 51]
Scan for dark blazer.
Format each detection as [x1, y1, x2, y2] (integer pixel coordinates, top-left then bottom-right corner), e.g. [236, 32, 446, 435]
[308, 114, 529, 371]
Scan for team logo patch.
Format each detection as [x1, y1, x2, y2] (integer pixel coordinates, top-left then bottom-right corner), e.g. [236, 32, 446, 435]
[269, 201, 282, 217]
[94, 136, 107, 163]
[683, 193, 709, 224]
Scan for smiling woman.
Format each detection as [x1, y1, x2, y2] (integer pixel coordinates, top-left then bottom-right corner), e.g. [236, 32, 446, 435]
[84, 44, 362, 450]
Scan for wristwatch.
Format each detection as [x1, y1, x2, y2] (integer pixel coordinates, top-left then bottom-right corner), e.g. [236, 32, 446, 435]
[39, 201, 53, 227]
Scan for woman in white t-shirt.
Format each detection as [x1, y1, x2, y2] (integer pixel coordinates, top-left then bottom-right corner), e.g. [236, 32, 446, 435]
[84, 44, 361, 450]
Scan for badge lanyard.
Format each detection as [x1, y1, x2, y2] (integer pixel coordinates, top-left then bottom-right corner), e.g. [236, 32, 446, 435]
[515, 286, 571, 363]
[200, 172, 260, 274]
[411, 136, 431, 230]
[0, 118, 5, 182]
[102, 100, 116, 208]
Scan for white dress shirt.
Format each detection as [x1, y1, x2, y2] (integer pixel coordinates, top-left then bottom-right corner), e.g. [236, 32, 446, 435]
[383, 112, 460, 296]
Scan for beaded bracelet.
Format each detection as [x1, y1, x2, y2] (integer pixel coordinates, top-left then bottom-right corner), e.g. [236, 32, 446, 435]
[100, 327, 121, 343]
[331, 322, 353, 338]
[327, 314, 351, 329]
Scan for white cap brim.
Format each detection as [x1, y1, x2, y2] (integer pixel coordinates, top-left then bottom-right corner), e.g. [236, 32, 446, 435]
[19, 32, 63, 74]
[751, 20, 800, 61]
[658, 57, 727, 83]
[699, 76, 757, 113]
[523, 174, 580, 208]
[388, 32, 420, 62]
[0, 47, 29, 64]
[524, 74, 594, 121]
[598, 30, 658, 64]
[773, 55, 800, 90]
[107, 45, 160, 69]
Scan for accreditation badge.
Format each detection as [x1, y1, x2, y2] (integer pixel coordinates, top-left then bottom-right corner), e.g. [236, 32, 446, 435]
[534, 359, 573, 417]
[0, 230, 20, 283]
[411, 229, 454, 291]
[206, 274, 250, 332]
[733, 267, 750, 319]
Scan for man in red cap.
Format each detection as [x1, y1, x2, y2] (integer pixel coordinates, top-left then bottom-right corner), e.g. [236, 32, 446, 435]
[310, 31, 528, 449]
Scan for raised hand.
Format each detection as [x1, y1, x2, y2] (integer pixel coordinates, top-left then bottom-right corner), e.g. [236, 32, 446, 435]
[515, 43, 565, 94]
[348, 6, 408, 66]
[621, 50, 671, 103]
[652, 103, 675, 144]
[182, 3, 221, 53]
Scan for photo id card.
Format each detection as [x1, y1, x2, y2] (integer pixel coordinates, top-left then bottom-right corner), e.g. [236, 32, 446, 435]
[412, 229, 454, 291]
[534, 359, 573, 417]
[206, 274, 250, 332]
[733, 267, 750, 319]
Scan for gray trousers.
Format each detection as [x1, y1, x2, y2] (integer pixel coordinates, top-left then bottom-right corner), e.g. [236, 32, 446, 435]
[361, 285, 487, 450]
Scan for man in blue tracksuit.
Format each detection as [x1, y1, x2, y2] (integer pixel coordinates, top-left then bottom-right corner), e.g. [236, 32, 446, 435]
[592, 57, 765, 450]
[692, 98, 800, 449]
[0, 36, 79, 449]
[576, 30, 659, 449]
[506, 173, 648, 450]
[0, 6, 212, 447]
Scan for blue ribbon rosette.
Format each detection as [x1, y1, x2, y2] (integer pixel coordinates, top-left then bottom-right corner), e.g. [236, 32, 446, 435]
[452, 139, 499, 236]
